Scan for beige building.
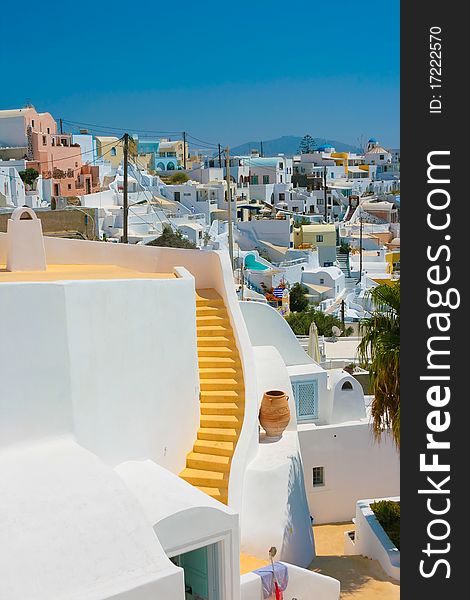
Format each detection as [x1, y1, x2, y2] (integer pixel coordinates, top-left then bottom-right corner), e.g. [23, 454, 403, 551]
[95, 136, 124, 168]
[294, 223, 337, 266]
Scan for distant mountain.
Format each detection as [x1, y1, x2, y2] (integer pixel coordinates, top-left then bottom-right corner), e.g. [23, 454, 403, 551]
[230, 135, 362, 157]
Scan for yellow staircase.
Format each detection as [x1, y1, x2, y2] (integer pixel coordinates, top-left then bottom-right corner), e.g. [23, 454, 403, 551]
[180, 289, 245, 505]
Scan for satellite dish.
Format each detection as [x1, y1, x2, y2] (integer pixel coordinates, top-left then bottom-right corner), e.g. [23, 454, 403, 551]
[332, 326, 341, 337]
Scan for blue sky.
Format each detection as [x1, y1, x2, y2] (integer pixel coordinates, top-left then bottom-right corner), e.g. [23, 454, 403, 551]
[1, 0, 399, 148]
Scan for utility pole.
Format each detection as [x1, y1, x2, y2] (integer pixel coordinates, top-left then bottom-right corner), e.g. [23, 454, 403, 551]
[122, 133, 129, 244]
[183, 131, 187, 170]
[359, 214, 363, 282]
[341, 299, 345, 328]
[218, 144, 222, 168]
[59, 118, 63, 134]
[225, 146, 234, 270]
[323, 165, 328, 221]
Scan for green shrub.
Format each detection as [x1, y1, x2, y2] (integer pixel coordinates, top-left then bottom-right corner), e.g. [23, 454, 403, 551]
[168, 172, 189, 184]
[370, 500, 400, 550]
[285, 306, 352, 337]
[147, 224, 196, 249]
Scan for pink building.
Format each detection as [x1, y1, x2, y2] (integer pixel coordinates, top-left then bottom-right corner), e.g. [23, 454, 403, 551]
[0, 106, 99, 198]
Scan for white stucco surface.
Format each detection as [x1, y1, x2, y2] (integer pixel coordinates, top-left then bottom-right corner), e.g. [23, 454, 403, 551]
[351, 497, 400, 580]
[298, 422, 400, 524]
[240, 301, 314, 367]
[240, 563, 340, 600]
[116, 460, 241, 600]
[241, 346, 314, 567]
[0, 438, 184, 600]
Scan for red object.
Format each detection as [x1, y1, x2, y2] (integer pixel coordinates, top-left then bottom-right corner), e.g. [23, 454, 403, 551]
[275, 581, 283, 600]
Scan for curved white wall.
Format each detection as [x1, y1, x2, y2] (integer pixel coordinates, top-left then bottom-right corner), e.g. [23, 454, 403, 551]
[240, 301, 312, 367]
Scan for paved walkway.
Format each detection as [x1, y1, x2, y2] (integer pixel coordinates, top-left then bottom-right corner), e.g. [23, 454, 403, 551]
[309, 523, 400, 600]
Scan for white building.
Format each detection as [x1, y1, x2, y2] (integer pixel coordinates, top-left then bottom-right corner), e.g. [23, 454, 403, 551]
[0, 166, 25, 207]
[240, 301, 400, 524]
[1, 210, 343, 599]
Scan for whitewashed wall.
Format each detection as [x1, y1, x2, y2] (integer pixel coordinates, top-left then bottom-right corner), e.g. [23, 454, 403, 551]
[298, 423, 400, 524]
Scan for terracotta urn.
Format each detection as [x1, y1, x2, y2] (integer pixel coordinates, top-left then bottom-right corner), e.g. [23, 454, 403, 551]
[259, 390, 290, 438]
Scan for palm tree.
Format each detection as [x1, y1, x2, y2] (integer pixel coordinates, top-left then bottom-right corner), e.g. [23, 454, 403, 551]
[358, 282, 400, 447]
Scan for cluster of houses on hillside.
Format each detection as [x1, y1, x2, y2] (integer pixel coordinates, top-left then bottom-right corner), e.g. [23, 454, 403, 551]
[1, 103, 400, 324]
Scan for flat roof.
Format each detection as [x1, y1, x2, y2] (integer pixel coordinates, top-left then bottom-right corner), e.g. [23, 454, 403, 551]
[303, 282, 332, 294]
[0, 264, 175, 283]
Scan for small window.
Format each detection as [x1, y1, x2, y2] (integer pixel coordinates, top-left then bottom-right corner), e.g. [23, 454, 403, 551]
[279, 163, 284, 170]
[312, 467, 325, 487]
[42, 135, 47, 145]
[342, 381, 354, 390]
[380, 154, 384, 160]
[47, 127, 50, 134]
[319, 278, 324, 284]
[251, 175, 258, 185]
[316, 235, 324, 242]
[263, 175, 270, 184]
[31, 119, 35, 127]
[111, 147, 117, 156]
[279, 193, 285, 202]
[68, 184, 72, 190]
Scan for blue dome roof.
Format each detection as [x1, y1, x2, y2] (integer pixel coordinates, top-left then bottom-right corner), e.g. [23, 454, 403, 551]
[317, 143, 333, 151]
[368, 137, 378, 143]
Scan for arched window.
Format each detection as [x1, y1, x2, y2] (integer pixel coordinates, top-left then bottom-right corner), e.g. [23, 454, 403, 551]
[111, 147, 117, 156]
[342, 381, 353, 391]
[156, 162, 165, 171]
[167, 162, 175, 170]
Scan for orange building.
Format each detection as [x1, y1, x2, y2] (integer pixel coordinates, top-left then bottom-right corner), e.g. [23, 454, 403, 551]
[0, 106, 99, 198]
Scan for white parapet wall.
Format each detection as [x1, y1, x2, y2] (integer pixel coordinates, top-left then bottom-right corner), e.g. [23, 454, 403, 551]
[240, 563, 340, 600]
[241, 346, 315, 568]
[345, 497, 400, 581]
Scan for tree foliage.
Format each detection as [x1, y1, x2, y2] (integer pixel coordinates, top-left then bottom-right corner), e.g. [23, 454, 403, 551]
[19, 168, 39, 187]
[285, 305, 353, 337]
[147, 224, 197, 249]
[298, 134, 316, 154]
[168, 172, 189, 184]
[358, 282, 400, 447]
[289, 283, 309, 312]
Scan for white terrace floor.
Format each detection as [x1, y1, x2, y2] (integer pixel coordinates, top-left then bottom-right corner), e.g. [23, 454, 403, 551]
[310, 524, 400, 600]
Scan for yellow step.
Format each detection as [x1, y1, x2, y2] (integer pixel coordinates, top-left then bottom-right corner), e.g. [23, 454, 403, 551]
[180, 467, 229, 488]
[201, 402, 244, 416]
[198, 356, 240, 367]
[200, 378, 243, 391]
[194, 439, 234, 457]
[197, 325, 233, 337]
[187, 452, 231, 472]
[196, 315, 230, 327]
[196, 304, 227, 314]
[201, 390, 243, 401]
[196, 288, 223, 302]
[199, 367, 239, 378]
[197, 427, 239, 442]
[197, 336, 234, 347]
[198, 487, 228, 503]
[196, 296, 224, 307]
[200, 414, 243, 428]
[198, 346, 237, 357]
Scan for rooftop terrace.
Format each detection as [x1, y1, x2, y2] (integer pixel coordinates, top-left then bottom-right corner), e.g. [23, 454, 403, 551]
[0, 264, 175, 283]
